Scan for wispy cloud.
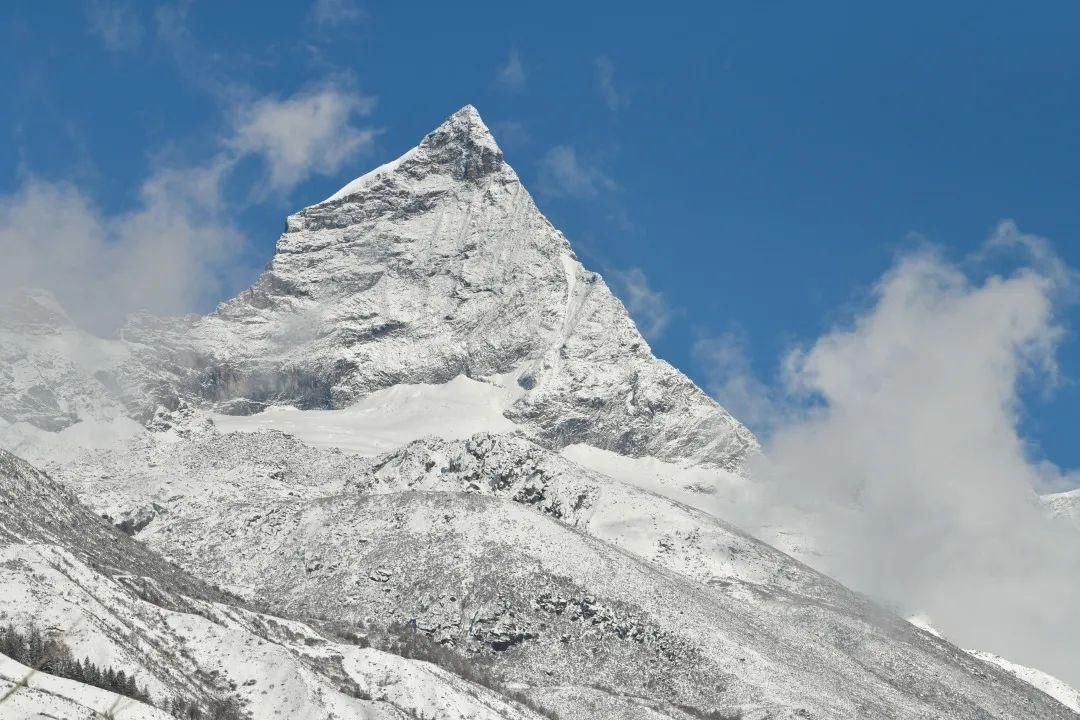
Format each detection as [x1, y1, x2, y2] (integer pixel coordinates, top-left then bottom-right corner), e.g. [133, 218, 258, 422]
[491, 121, 529, 149]
[151, 5, 378, 194]
[607, 267, 677, 340]
[86, 0, 143, 53]
[495, 50, 526, 90]
[693, 332, 775, 429]
[153, 2, 247, 102]
[228, 82, 377, 195]
[595, 54, 626, 111]
[537, 145, 616, 199]
[309, 0, 367, 29]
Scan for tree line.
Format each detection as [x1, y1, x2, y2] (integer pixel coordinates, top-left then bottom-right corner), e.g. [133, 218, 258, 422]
[0, 623, 151, 703]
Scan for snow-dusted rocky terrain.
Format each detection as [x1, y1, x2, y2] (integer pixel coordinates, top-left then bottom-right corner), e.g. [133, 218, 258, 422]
[2, 106, 1079, 718]
[0, 448, 558, 720]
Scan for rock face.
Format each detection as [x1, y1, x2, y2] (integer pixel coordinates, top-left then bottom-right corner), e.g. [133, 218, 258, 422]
[128, 106, 756, 470]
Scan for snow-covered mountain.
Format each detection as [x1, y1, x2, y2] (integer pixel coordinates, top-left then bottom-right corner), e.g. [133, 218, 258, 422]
[3, 106, 1079, 719]
[122, 105, 756, 472]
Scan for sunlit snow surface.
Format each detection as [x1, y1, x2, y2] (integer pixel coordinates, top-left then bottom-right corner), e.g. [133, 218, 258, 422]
[210, 375, 519, 455]
[1, 652, 171, 720]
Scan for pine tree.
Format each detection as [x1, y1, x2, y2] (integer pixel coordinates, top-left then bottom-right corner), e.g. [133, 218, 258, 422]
[27, 626, 44, 666]
[0, 624, 26, 662]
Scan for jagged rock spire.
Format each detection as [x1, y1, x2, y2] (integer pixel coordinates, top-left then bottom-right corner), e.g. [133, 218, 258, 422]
[324, 105, 504, 203]
[419, 104, 504, 181]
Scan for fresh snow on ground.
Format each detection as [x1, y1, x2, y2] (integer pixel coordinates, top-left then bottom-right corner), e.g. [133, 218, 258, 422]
[210, 374, 519, 455]
[905, 614, 1080, 713]
[971, 651, 1080, 713]
[0, 653, 171, 720]
[560, 442, 746, 508]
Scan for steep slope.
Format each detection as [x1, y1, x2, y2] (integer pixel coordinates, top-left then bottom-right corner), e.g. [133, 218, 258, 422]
[0, 652, 171, 720]
[971, 651, 1080, 713]
[0, 448, 563, 720]
[52, 421, 1080, 720]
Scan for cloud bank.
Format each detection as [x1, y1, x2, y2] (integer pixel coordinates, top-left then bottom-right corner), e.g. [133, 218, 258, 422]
[724, 222, 1080, 684]
[1, 80, 376, 334]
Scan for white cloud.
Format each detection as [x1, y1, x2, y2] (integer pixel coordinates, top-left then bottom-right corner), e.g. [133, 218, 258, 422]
[0, 170, 248, 335]
[229, 83, 377, 195]
[537, 145, 615, 199]
[86, 0, 143, 53]
[495, 51, 526, 90]
[607, 267, 676, 340]
[595, 54, 626, 111]
[725, 224, 1080, 685]
[0, 81, 379, 334]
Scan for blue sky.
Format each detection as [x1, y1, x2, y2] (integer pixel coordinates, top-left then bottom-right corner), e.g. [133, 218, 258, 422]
[2, 1, 1078, 473]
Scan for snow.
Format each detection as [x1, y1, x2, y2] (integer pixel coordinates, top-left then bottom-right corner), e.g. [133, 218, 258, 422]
[560, 442, 746, 509]
[0, 653, 171, 720]
[1043, 487, 1080, 528]
[0, 416, 145, 467]
[210, 374, 519, 455]
[905, 613, 943, 638]
[971, 651, 1080, 713]
[906, 614, 1080, 713]
[322, 147, 418, 203]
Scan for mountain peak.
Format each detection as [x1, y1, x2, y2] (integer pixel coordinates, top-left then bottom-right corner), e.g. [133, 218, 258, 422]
[324, 105, 503, 203]
[414, 103, 503, 181]
[433, 104, 498, 149]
